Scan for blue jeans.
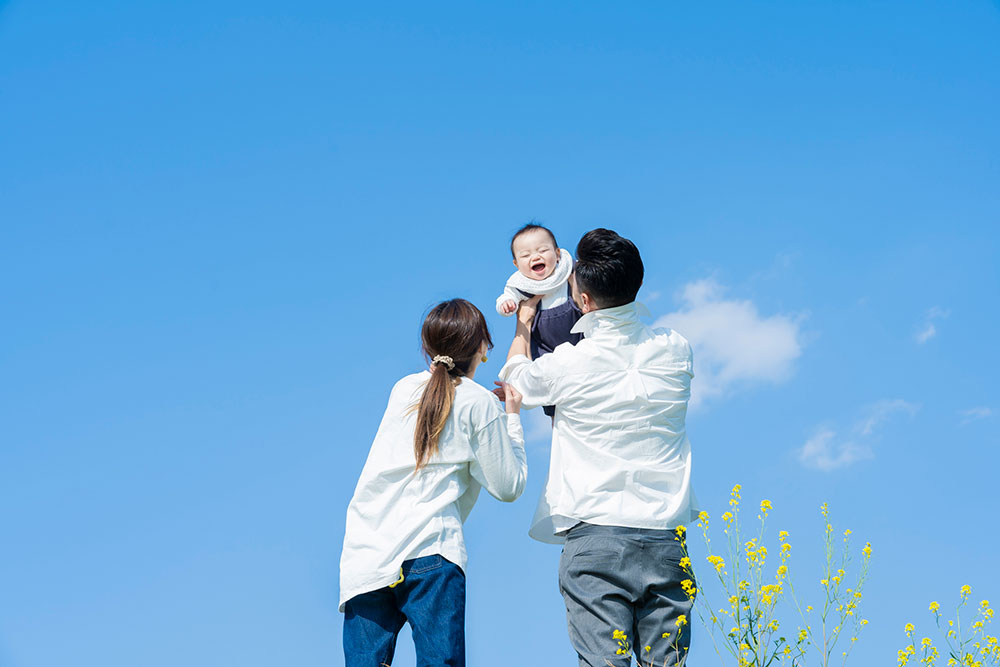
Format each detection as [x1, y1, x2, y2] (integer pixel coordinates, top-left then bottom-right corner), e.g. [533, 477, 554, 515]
[343, 555, 466, 667]
[558, 523, 695, 667]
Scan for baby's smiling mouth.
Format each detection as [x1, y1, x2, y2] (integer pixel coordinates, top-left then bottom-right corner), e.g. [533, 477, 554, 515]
[531, 261, 547, 275]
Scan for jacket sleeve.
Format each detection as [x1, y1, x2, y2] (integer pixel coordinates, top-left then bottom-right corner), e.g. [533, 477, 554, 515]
[497, 351, 560, 410]
[468, 412, 527, 502]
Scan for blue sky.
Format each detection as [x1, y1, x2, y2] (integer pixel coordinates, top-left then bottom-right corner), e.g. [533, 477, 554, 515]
[1, 1, 998, 665]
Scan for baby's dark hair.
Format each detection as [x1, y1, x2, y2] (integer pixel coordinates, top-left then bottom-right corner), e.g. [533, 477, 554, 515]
[510, 222, 558, 258]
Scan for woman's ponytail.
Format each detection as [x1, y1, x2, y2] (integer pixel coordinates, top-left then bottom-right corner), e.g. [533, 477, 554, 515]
[413, 299, 492, 470]
[413, 360, 456, 470]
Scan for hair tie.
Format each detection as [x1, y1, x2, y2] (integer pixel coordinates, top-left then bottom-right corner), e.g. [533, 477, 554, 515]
[432, 355, 455, 370]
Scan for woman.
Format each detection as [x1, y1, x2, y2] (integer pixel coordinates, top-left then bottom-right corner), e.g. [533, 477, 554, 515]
[339, 298, 527, 667]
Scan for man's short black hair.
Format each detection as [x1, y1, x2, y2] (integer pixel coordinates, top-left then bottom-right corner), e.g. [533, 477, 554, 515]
[574, 228, 643, 308]
[510, 222, 558, 258]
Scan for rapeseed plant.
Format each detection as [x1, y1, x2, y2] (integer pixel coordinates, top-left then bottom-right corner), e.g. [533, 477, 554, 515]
[898, 585, 997, 667]
[666, 485, 869, 667]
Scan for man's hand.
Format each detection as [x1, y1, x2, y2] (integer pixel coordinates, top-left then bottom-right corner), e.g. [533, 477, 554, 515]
[493, 381, 523, 414]
[501, 299, 518, 315]
[517, 294, 542, 324]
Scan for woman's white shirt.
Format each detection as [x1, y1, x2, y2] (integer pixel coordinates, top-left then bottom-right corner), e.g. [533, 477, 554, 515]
[339, 371, 526, 611]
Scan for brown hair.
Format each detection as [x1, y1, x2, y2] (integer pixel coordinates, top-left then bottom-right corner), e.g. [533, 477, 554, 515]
[413, 299, 493, 470]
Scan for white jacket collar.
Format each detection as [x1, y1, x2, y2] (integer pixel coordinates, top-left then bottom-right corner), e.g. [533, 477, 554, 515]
[570, 301, 651, 337]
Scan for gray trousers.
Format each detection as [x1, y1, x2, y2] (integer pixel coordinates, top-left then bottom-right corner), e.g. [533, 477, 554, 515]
[558, 523, 695, 667]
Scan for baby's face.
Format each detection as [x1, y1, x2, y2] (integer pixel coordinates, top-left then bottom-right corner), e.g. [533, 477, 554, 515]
[512, 229, 559, 281]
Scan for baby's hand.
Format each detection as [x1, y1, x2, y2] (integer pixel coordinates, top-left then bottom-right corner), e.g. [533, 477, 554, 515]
[501, 300, 517, 315]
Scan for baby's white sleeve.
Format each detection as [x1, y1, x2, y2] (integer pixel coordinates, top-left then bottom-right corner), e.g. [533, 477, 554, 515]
[495, 285, 524, 316]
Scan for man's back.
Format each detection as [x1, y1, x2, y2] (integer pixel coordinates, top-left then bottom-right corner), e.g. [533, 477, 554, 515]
[499, 301, 698, 543]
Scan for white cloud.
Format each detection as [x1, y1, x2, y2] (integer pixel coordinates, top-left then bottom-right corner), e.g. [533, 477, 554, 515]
[858, 399, 920, 436]
[915, 306, 949, 344]
[654, 279, 804, 406]
[797, 399, 919, 471]
[915, 323, 936, 344]
[643, 290, 662, 303]
[959, 407, 993, 426]
[796, 427, 873, 471]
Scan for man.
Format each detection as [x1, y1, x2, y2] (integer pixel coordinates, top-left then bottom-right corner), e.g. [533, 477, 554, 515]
[499, 228, 698, 667]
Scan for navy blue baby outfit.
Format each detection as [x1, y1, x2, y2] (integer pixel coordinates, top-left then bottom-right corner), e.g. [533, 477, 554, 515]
[526, 285, 583, 416]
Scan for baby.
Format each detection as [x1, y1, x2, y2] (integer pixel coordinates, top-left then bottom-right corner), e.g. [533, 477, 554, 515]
[496, 223, 583, 416]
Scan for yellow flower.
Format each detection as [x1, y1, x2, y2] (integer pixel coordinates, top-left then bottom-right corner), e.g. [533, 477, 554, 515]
[862, 619, 869, 626]
[962, 585, 973, 598]
[722, 511, 734, 522]
[760, 499, 772, 513]
[778, 530, 789, 542]
[806, 605, 813, 612]
[863, 542, 872, 557]
[906, 623, 915, 635]
[679, 556, 691, 569]
[798, 628, 808, 641]
[707, 555, 726, 573]
[781, 543, 792, 554]
[777, 565, 788, 576]
[923, 637, 932, 647]
[645, 645, 651, 652]
[930, 601, 941, 613]
[676, 615, 688, 627]
[613, 629, 627, 640]
[662, 631, 670, 639]
[844, 528, 852, 536]
[698, 510, 709, 522]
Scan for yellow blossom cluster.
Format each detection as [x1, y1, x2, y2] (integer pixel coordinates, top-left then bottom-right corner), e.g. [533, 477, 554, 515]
[674, 487, 872, 667]
[899, 585, 998, 667]
[612, 628, 630, 656]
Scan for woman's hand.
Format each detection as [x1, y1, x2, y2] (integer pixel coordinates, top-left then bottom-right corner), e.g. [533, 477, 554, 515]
[493, 381, 523, 414]
[517, 294, 542, 324]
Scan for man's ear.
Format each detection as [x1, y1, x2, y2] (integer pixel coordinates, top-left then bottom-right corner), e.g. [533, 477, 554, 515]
[579, 291, 595, 314]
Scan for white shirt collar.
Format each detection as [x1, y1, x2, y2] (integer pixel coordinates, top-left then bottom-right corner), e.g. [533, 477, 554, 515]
[570, 301, 652, 337]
